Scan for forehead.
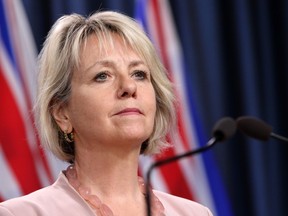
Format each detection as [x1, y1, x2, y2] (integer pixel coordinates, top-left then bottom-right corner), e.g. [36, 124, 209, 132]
[86, 34, 132, 54]
[79, 34, 146, 65]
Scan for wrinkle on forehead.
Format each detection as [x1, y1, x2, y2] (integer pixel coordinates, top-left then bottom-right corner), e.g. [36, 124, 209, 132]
[79, 33, 143, 70]
[82, 32, 130, 59]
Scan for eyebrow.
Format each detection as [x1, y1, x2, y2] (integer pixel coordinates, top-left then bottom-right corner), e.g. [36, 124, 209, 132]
[84, 60, 146, 72]
[128, 60, 146, 68]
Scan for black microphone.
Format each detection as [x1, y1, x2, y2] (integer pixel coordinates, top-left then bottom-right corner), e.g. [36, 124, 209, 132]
[236, 116, 288, 142]
[145, 117, 237, 216]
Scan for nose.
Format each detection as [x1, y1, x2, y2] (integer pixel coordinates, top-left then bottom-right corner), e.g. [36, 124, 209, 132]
[117, 77, 137, 98]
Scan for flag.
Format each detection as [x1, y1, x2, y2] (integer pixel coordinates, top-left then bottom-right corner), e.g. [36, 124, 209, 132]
[0, 0, 65, 201]
[135, 1, 234, 215]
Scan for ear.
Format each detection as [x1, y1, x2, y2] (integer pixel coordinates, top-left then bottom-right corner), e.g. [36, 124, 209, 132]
[52, 104, 73, 133]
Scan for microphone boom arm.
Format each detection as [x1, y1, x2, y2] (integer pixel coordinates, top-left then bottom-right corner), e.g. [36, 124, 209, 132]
[271, 132, 288, 142]
[145, 136, 218, 216]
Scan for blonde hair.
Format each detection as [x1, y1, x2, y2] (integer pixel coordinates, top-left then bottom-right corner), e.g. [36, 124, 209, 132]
[35, 11, 176, 162]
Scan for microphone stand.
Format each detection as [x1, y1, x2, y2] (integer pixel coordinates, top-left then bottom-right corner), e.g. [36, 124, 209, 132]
[145, 136, 219, 216]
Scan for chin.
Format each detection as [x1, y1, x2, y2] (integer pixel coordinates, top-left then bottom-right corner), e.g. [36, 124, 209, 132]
[121, 131, 151, 143]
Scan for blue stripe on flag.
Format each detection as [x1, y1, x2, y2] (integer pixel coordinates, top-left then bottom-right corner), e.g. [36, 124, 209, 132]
[134, 0, 148, 32]
[0, 0, 16, 66]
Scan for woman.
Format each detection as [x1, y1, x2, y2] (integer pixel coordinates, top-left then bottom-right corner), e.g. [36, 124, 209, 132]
[0, 11, 213, 216]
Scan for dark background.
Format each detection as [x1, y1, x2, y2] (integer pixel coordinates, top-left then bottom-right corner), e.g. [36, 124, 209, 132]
[21, 0, 288, 216]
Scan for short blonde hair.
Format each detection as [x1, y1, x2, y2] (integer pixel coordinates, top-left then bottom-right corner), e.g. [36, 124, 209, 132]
[35, 11, 176, 162]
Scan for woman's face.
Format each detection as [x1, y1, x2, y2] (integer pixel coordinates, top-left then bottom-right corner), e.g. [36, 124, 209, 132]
[64, 34, 156, 151]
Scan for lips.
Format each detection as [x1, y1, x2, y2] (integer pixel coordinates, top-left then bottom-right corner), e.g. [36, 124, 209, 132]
[114, 108, 143, 116]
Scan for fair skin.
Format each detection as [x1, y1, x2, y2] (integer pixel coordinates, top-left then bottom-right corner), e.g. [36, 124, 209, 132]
[53, 34, 156, 215]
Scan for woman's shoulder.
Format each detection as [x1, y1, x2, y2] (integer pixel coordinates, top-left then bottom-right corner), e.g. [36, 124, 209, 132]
[154, 190, 213, 216]
[0, 184, 59, 216]
[0, 172, 94, 216]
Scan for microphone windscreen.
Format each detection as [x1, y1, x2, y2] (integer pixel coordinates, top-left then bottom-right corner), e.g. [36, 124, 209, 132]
[212, 117, 237, 141]
[236, 116, 272, 141]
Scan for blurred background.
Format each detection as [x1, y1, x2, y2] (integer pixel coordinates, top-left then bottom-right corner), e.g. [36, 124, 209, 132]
[1, 0, 287, 216]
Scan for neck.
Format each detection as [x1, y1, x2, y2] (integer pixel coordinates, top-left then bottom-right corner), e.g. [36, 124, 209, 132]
[65, 164, 165, 216]
[66, 151, 164, 216]
[73, 147, 141, 199]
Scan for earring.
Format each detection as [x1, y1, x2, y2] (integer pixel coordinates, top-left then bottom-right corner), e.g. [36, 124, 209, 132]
[64, 131, 74, 143]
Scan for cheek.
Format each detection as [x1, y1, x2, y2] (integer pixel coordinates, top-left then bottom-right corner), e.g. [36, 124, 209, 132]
[67, 91, 107, 126]
[145, 88, 157, 119]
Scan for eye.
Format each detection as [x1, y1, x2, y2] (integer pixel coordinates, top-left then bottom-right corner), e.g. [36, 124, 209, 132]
[132, 70, 149, 80]
[94, 72, 109, 82]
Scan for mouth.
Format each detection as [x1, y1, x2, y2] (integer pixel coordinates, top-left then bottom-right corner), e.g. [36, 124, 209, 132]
[113, 108, 143, 116]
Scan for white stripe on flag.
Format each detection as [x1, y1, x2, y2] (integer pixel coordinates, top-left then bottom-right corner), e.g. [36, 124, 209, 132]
[6, 0, 38, 102]
[0, 0, 63, 194]
[0, 145, 23, 199]
[139, 156, 169, 192]
[145, 1, 160, 53]
[12, 0, 68, 182]
[0, 38, 50, 188]
[44, 151, 68, 180]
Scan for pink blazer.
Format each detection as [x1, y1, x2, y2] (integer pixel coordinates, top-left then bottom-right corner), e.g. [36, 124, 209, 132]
[0, 173, 213, 216]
